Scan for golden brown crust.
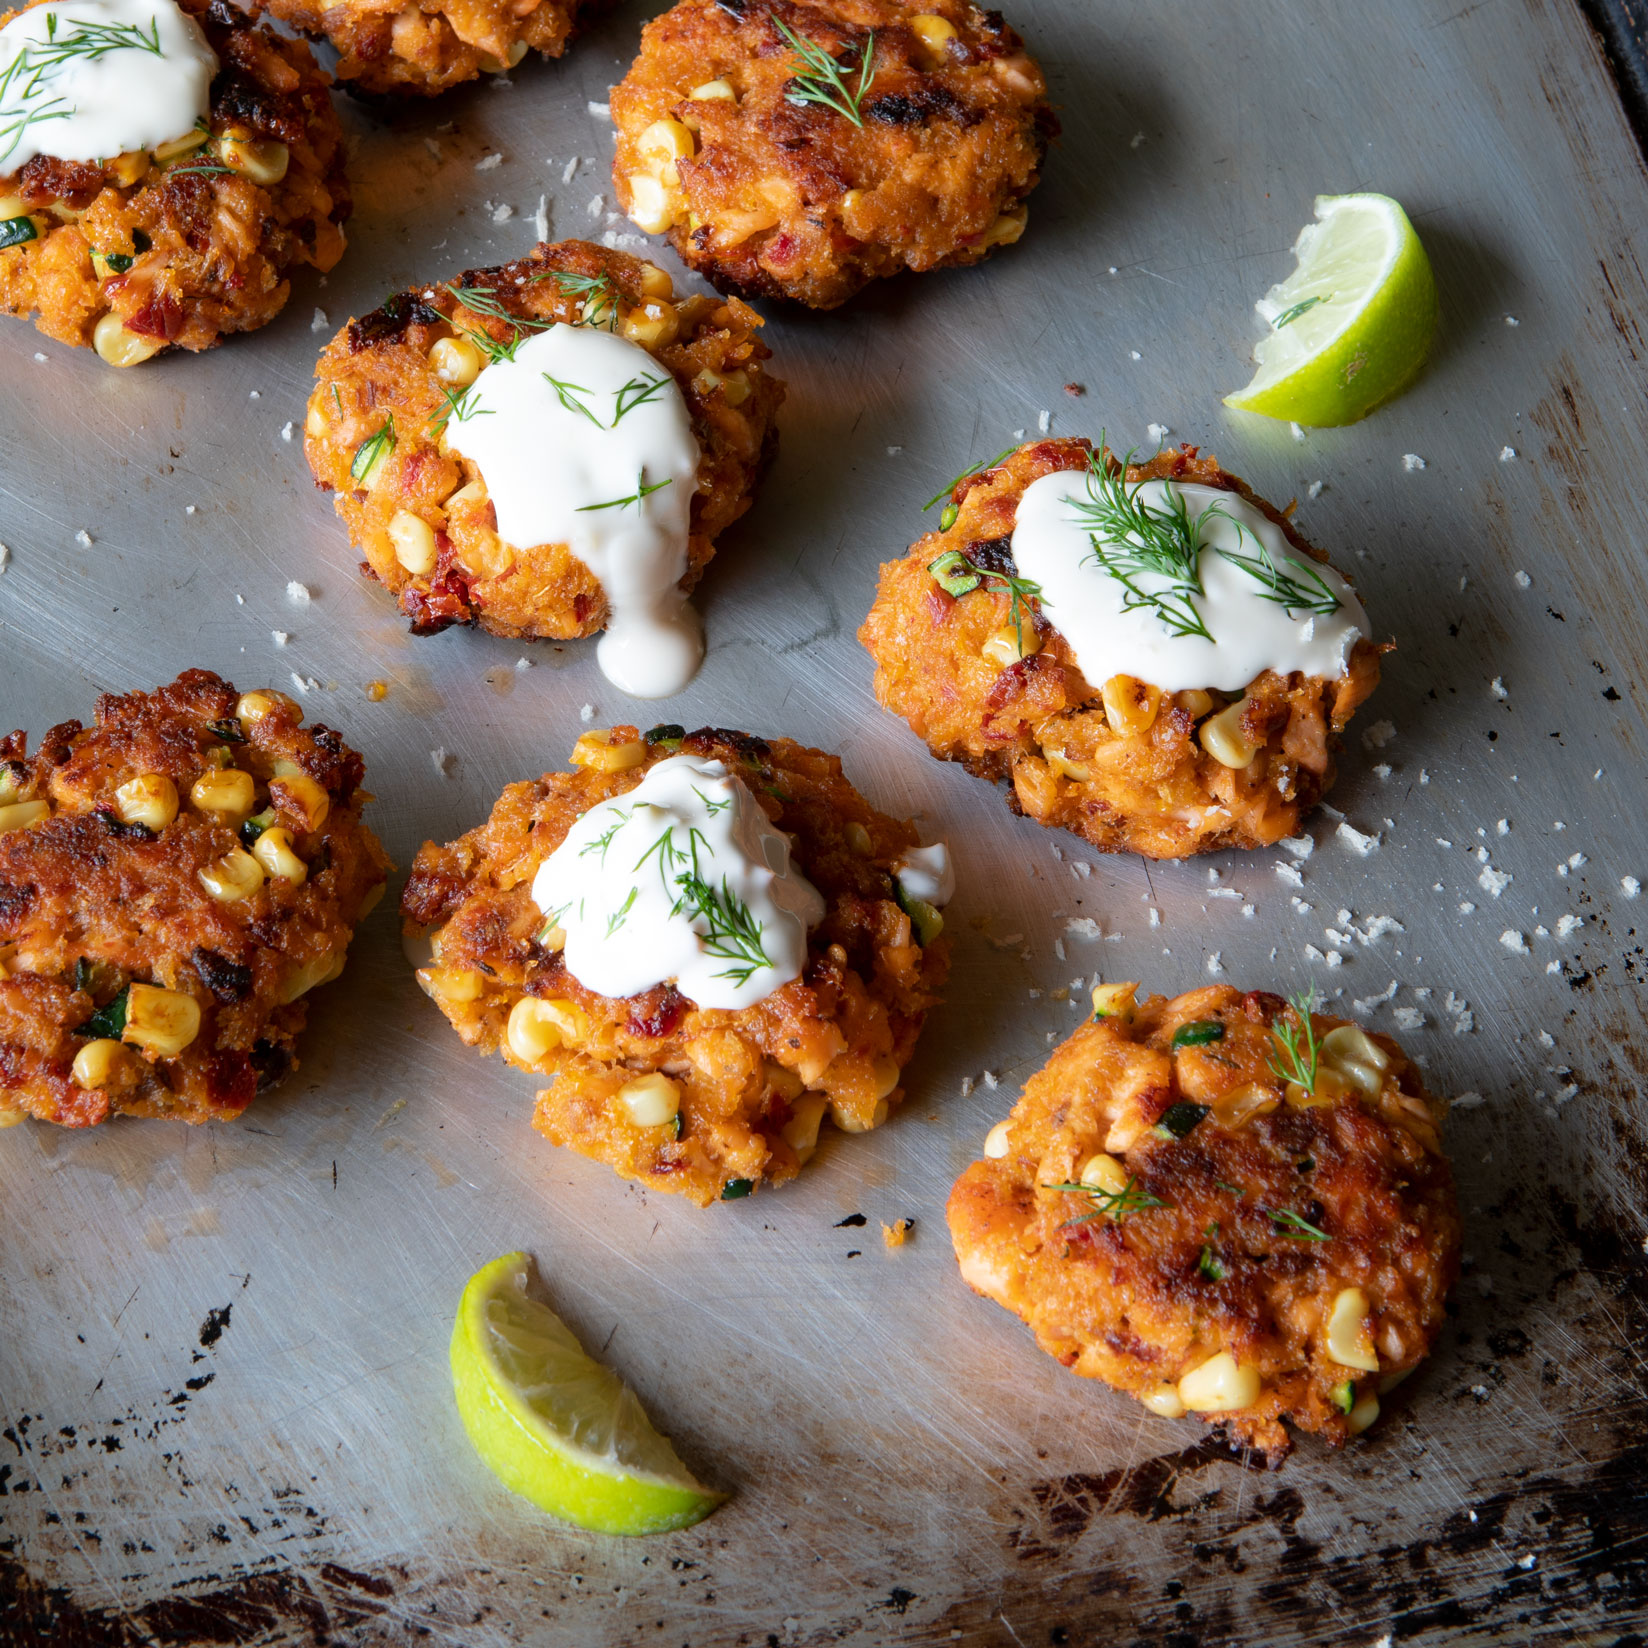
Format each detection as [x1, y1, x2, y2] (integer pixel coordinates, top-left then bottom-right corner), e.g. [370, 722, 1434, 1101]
[401, 725, 948, 1205]
[303, 240, 784, 643]
[265, 0, 600, 96]
[858, 437, 1387, 859]
[0, 0, 349, 356]
[946, 985, 1461, 1461]
[611, 0, 1057, 308]
[0, 671, 391, 1128]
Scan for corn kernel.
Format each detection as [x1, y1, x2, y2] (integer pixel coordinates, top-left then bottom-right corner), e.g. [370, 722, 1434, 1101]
[540, 998, 590, 1044]
[1044, 747, 1091, 782]
[844, 821, 872, 855]
[365, 680, 389, 703]
[219, 136, 289, 186]
[1199, 699, 1258, 769]
[982, 623, 1039, 666]
[152, 127, 210, 163]
[280, 951, 344, 1003]
[106, 149, 149, 187]
[1101, 674, 1163, 737]
[689, 77, 737, 102]
[0, 800, 50, 833]
[1177, 688, 1215, 718]
[92, 312, 162, 368]
[190, 768, 254, 823]
[506, 997, 563, 1063]
[1141, 1385, 1186, 1419]
[830, 1096, 889, 1134]
[1322, 1024, 1390, 1098]
[638, 118, 696, 188]
[626, 172, 674, 234]
[388, 510, 439, 576]
[691, 366, 752, 407]
[236, 689, 301, 725]
[781, 1093, 829, 1161]
[122, 982, 201, 1057]
[983, 1119, 1012, 1158]
[72, 1038, 129, 1090]
[418, 965, 484, 1004]
[429, 335, 484, 387]
[1077, 1152, 1129, 1196]
[476, 39, 528, 71]
[252, 826, 307, 886]
[1213, 1081, 1280, 1129]
[305, 402, 328, 438]
[619, 1072, 680, 1128]
[114, 773, 178, 832]
[1325, 1286, 1379, 1372]
[1090, 981, 1138, 1021]
[198, 846, 264, 903]
[637, 262, 675, 299]
[983, 205, 1028, 248]
[270, 762, 329, 832]
[619, 301, 680, 349]
[570, 729, 646, 772]
[1177, 1352, 1260, 1413]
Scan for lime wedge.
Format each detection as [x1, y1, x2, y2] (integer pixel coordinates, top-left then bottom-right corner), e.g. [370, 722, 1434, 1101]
[450, 1251, 723, 1535]
[1223, 193, 1438, 427]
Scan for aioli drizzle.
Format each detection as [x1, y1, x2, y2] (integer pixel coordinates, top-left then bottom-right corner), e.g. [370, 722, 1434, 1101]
[530, 756, 825, 1012]
[1010, 473, 1370, 692]
[447, 324, 703, 699]
[0, 0, 215, 172]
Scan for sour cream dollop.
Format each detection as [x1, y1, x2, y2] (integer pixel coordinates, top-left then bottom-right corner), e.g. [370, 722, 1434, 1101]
[0, 0, 216, 173]
[1010, 474, 1370, 693]
[447, 324, 703, 699]
[529, 755, 826, 1012]
[893, 842, 954, 908]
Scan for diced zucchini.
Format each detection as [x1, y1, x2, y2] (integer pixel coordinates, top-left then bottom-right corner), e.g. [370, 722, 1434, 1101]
[927, 548, 981, 596]
[1152, 1099, 1210, 1140]
[720, 1178, 753, 1200]
[77, 983, 130, 1041]
[0, 216, 38, 252]
[1171, 1019, 1225, 1049]
[894, 883, 944, 945]
[1332, 1379, 1356, 1415]
[644, 723, 685, 747]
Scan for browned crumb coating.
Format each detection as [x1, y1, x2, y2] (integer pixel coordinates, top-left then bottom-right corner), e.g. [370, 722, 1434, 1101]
[947, 984, 1460, 1461]
[0, 0, 349, 360]
[303, 240, 784, 643]
[0, 671, 390, 1127]
[859, 438, 1386, 860]
[611, 0, 1057, 308]
[401, 726, 948, 1206]
[266, 0, 602, 96]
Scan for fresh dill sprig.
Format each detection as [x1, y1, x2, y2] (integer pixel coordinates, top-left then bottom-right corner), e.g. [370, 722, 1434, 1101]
[925, 548, 1043, 655]
[605, 886, 638, 938]
[578, 806, 631, 862]
[350, 414, 396, 482]
[543, 269, 619, 331]
[1043, 1176, 1169, 1227]
[1268, 1209, 1331, 1241]
[773, 16, 875, 127]
[921, 445, 1016, 517]
[425, 382, 492, 435]
[1214, 531, 1342, 618]
[0, 12, 164, 166]
[1198, 1220, 1226, 1281]
[1271, 294, 1328, 329]
[542, 371, 602, 427]
[613, 373, 670, 423]
[1069, 447, 1218, 642]
[576, 470, 673, 513]
[691, 786, 731, 816]
[1268, 987, 1322, 1092]
[163, 163, 232, 178]
[632, 818, 771, 986]
[444, 282, 551, 362]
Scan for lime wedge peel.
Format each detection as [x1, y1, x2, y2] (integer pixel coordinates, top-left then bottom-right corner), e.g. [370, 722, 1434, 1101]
[451, 1251, 723, 1536]
[1224, 192, 1439, 427]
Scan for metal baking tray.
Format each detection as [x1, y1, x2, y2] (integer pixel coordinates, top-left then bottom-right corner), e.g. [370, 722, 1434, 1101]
[3, 1, 1647, 1642]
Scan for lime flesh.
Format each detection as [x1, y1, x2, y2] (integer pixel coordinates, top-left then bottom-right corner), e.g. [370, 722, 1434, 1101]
[1224, 193, 1438, 427]
[450, 1251, 722, 1535]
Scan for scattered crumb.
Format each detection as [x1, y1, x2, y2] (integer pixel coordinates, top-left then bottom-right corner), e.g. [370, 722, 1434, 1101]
[533, 194, 549, 240]
[1499, 929, 1529, 954]
[587, 100, 610, 116]
[1037, 409, 1050, 433]
[1478, 864, 1511, 898]
[1490, 676, 1508, 700]
[1624, 876, 1641, 899]
[1514, 570, 1531, 588]
[271, 630, 289, 647]
[1499, 446, 1516, 462]
[580, 702, 595, 722]
[1453, 1091, 1485, 1109]
[280, 421, 294, 442]
[1291, 421, 1306, 442]
[1307, 480, 1324, 499]
[1402, 453, 1426, 471]
[365, 680, 388, 702]
[562, 156, 578, 182]
[1147, 421, 1171, 444]
[1279, 835, 1315, 859]
[74, 529, 92, 547]
[1128, 350, 1141, 361]
[432, 748, 453, 777]
[1336, 821, 1381, 857]
[1362, 720, 1395, 750]
[475, 152, 503, 170]
[1496, 818, 1510, 835]
[1064, 382, 1085, 396]
[491, 202, 514, 224]
[882, 1219, 913, 1249]
[1206, 951, 1223, 974]
[311, 308, 328, 332]
[1504, 314, 1519, 326]
[1129, 130, 1145, 148]
[1392, 1007, 1425, 1031]
[286, 580, 312, 604]
[0, 543, 7, 573]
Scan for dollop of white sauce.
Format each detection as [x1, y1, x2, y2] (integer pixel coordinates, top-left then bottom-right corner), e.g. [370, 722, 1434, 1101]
[1011, 474, 1370, 693]
[894, 842, 954, 908]
[448, 325, 703, 699]
[0, 0, 216, 173]
[529, 755, 826, 1012]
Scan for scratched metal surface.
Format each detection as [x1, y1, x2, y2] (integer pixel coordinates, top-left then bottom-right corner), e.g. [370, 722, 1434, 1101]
[3, 1, 1648, 1643]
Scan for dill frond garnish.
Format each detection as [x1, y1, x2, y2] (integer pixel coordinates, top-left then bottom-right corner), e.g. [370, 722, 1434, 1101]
[443, 282, 551, 363]
[425, 383, 492, 435]
[633, 818, 771, 986]
[350, 415, 396, 482]
[924, 548, 1042, 654]
[922, 445, 1017, 529]
[543, 269, 619, 331]
[1044, 1176, 1170, 1226]
[773, 17, 875, 127]
[1215, 531, 1342, 618]
[1268, 987, 1321, 1092]
[613, 373, 670, 423]
[1268, 1209, 1331, 1241]
[1271, 294, 1328, 329]
[575, 470, 673, 513]
[542, 371, 602, 428]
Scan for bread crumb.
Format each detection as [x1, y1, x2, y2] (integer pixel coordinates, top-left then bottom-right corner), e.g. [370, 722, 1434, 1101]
[882, 1218, 913, 1249]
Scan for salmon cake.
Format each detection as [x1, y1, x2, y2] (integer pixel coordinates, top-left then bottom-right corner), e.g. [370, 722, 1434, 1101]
[266, 0, 598, 95]
[401, 724, 951, 1205]
[0, 0, 349, 363]
[0, 671, 390, 1128]
[947, 983, 1460, 1461]
[610, 0, 1056, 309]
[860, 437, 1386, 859]
[304, 240, 783, 697]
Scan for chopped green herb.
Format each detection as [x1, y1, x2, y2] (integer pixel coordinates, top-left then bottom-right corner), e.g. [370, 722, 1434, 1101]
[444, 281, 552, 362]
[1152, 1100, 1209, 1140]
[73, 957, 93, 993]
[576, 470, 673, 513]
[939, 502, 960, 532]
[1269, 1209, 1331, 1241]
[542, 371, 602, 427]
[1197, 1243, 1226, 1282]
[1296, 1156, 1315, 1174]
[1216, 531, 1343, 619]
[922, 445, 1017, 513]
[0, 215, 37, 251]
[720, 1177, 754, 1200]
[1170, 1019, 1225, 1049]
[1268, 987, 1322, 1092]
[923, 548, 1042, 654]
[614, 373, 670, 424]
[164, 163, 232, 178]
[206, 717, 245, 744]
[671, 1112, 683, 1140]
[634, 819, 772, 987]
[1044, 1176, 1169, 1226]
[605, 885, 638, 937]
[579, 809, 632, 863]
[350, 415, 397, 483]
[773, 16, 875, 126]
[927, 549, 982, 597]
[1272, 293, 1328, 330]
[544, 269, 619, 330]
[77, 983, 129, 1041]
[425, 382, 493, 435]
[239, 808, 275, 847]
[1213, 1179, 1245, 1197]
